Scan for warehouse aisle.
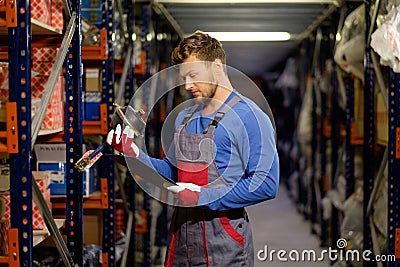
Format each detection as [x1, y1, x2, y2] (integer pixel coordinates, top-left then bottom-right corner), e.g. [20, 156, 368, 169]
[247, 185, 330, 266]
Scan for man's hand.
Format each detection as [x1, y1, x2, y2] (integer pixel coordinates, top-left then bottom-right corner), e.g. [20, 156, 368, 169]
[164, 182, 201, 206]
[106, 124, 140, 158]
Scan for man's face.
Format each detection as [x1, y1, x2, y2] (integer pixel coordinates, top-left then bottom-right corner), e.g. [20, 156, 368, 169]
[179, 55, 217, 102]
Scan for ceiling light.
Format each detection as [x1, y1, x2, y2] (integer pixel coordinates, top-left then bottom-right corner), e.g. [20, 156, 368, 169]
[203, 32, 291, 41]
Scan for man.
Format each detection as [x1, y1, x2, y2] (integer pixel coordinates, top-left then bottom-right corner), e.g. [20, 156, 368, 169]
[108, 31, 279, 267]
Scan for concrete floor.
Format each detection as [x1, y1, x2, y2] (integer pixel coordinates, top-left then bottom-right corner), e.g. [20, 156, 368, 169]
[247, 185, 331, 267]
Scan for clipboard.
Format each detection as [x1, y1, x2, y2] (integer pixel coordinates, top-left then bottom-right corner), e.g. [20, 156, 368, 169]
[104, 154, 177, 187]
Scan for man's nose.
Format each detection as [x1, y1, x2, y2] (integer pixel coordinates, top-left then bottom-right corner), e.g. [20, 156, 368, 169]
[185, 79, 194, 90]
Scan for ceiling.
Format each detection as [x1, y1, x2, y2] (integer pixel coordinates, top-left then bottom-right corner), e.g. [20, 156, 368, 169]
[153, 0, 340, 77]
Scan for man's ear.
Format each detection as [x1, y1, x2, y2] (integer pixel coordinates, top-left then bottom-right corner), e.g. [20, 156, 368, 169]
[213, 58, 223, 73]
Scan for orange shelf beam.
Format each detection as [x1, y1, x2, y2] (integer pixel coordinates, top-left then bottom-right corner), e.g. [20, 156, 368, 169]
[82, 29, 107, 61]
[0, 228, 20, 266]
[52, 178, 109, 210]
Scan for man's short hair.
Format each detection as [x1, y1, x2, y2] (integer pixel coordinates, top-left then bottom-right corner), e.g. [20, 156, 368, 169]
[171, 31, 226, 66]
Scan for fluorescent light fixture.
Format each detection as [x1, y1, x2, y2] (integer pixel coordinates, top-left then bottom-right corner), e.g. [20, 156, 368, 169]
[157, 0, 336, 3]
[203, 32, 291, 41]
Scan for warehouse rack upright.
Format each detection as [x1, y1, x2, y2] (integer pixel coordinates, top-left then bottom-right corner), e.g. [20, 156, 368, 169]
[0, 0, 82, 266]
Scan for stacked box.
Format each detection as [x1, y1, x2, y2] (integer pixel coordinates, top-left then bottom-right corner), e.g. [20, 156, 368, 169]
[0, 172, 51, 230]
[32, 47, 64, 131]
[32, 48, 59, 62]
[31, 76, 64, 130]
[84, 92, 101, 121]
[85, 69, 101, 92]
[51, 0, 64, 30]
[31, 0, 52, 26]
[82, 0, 102, 28]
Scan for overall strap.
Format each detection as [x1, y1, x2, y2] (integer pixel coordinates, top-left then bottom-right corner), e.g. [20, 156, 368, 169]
[204, 95, 241, 134]
[177, 104, 201, 132]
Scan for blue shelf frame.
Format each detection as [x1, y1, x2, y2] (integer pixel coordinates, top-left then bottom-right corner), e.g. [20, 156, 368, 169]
[141, 4, 152, 267]
[344, 75, 355, 199]
[65, 0, 84, 266]
[388, 69, 400, 266]
[363, 1, 375, 260]
[330, 60, 340, 247]
[100, 0, 116, 265]
[8, 0, 33, 264]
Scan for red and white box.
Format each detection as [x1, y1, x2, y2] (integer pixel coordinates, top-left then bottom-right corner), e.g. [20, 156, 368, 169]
[0, 172, 52, 230]
[0, 90, 8, 102]
[32, 61, 56, 76]
[40, 101, 64, 130]
[51, 0, 64, 30]
[31, 75, 63, 99]
[32, 48, 59, 62]
[31, 0, 52, 26]
[31, 75, 65, 130]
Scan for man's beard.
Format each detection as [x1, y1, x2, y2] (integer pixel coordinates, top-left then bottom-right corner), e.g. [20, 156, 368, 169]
[194, 83, 217, 105]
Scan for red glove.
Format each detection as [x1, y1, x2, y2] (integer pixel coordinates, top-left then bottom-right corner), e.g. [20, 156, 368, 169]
[106, 124, 139, 157]
[175, 189, 200, 206]
[164, 182, 201, 207]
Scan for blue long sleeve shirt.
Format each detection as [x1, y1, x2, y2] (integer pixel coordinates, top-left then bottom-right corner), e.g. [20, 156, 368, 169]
[140, 91, 279, 210]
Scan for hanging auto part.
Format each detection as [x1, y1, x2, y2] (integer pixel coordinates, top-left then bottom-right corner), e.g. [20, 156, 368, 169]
[74, 103, 146, 172]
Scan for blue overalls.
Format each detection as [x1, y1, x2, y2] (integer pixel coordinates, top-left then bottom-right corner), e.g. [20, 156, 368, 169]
[165, 95, 254, 267]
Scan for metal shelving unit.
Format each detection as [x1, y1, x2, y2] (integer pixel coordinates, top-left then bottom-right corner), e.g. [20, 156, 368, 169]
[100, 0, 116, 265]
[3, 0, 78, 266]
[1, 0, 121, 265]
[344, 74, 355, 199]
[388, 69, 400, 266]
[363, 0, 376, 259]
[65, 0, 84, 265]
[140, 5, 152, 266]
[7, 0, 33, 264]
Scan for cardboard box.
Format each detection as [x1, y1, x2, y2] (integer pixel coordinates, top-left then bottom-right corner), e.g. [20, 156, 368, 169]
[32, 61, 56, 76]
[51, 0, 64, 30]
[32, 48, 59, 62]
[31, 75, 65, 130]
[82, 0, 102, 9]
[0, 172, 51, 230]
[81, 9, 103, 27]
[84, 210, 103, 245]
[84, 92, 101, 121]
[31, 0, 52, 26]
[85, 69, 101, 92]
